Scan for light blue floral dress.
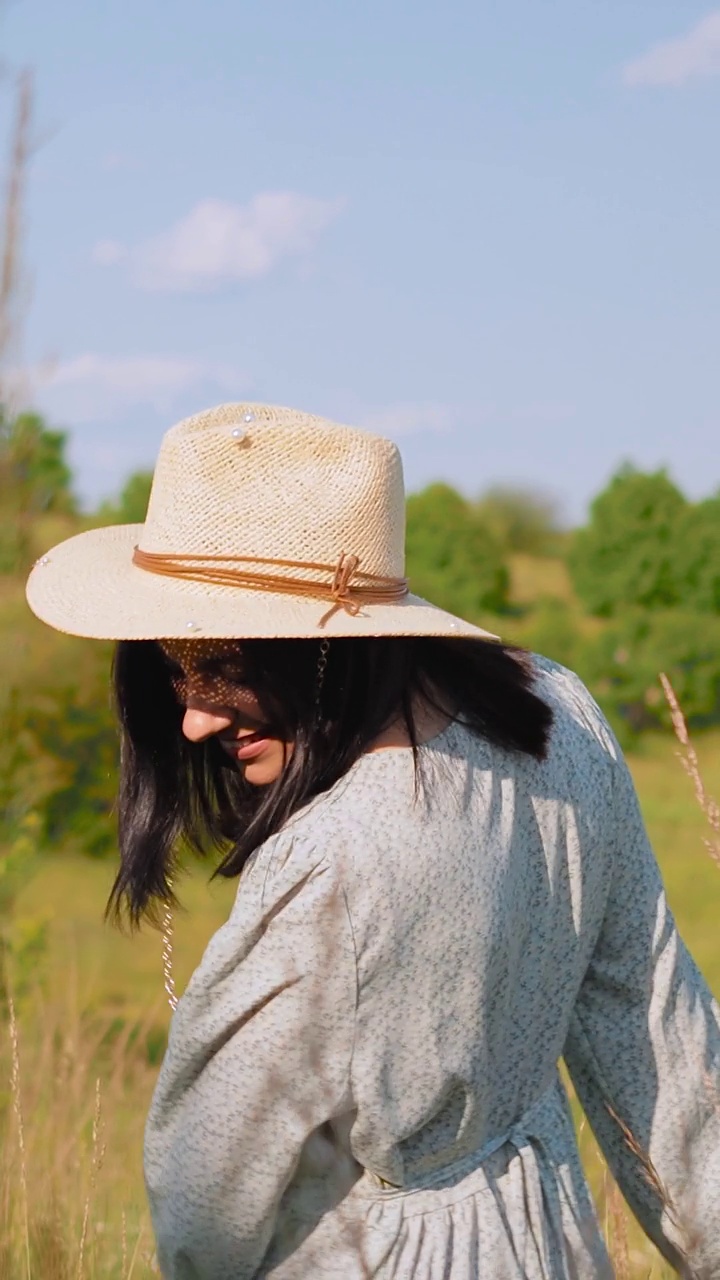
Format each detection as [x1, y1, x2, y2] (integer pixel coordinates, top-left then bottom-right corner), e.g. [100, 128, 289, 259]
[144, 658, 720, 1278]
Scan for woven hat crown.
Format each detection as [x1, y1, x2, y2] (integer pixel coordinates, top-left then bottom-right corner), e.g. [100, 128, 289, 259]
[140, 403, 406, 579]
[26, 399, 496, 641]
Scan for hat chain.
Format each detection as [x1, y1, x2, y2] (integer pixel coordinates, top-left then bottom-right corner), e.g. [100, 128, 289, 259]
[314, 638, 331, 726]
[161, 883, 178, 1013]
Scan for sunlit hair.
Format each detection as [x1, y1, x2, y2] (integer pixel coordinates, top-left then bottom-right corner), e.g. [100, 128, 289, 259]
[107, 636, 554, 927]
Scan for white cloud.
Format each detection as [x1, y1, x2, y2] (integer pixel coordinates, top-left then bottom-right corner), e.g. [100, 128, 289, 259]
[94, 191, 344, 292]
[623, 11, 720, 87]
[360, 403, 453, 438]
[32, 353, 247, 423]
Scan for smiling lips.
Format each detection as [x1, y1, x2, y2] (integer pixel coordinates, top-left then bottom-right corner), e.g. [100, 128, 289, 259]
[221, 731, 273, 761]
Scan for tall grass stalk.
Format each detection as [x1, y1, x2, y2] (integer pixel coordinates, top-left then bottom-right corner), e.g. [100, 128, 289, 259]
[77, 1078, 107, 1279]
[125, 1219, 147, 1280]
[121, 1212, 127, 1279]
[7, 990, 31, 1280]
[660, 672, 720, 867]
[607, 1178, 630, 1280]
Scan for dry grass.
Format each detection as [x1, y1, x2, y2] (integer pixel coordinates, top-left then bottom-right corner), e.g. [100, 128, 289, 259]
[2, 942, 678, 1280]
[572, 674, 720, 1279]
[1, 686, 718, 1277]
[659, 672, 720, 869]
[0, 955, 162, 1278]
[568, 1089, 673, 1279]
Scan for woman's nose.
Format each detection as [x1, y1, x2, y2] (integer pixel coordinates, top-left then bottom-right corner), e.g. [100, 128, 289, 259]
[182, 704, 234, 742]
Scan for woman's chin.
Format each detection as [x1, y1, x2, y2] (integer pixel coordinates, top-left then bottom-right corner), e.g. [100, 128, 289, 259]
[241, 762, 278, 786]
[240, 743, 290, 786]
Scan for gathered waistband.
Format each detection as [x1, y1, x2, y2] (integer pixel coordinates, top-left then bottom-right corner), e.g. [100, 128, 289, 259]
[353, 1079, 566, 1211]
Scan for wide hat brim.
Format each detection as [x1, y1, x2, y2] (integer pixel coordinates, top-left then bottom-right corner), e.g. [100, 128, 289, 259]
[26, 524, 500, 642]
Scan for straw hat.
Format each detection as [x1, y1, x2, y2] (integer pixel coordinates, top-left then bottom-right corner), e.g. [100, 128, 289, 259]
[26, 402, 499, 642]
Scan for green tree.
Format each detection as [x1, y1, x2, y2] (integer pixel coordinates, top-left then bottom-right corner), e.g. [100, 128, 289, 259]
[568, 465, 686, 617]
[0, 409, 76, 572]
[97, 469, 153, 525]
[474, 485, 563, 556]
[2, 411, 75, 513]
[406, 482, 509, 618]
[671, 495, 720, 615]
[25, 686, 119, 857]
[505, 598, 583, 672]
[577, 609, 720, 740]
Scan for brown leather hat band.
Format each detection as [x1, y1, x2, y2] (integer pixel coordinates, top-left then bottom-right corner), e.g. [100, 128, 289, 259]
[132, 547, 409, 618]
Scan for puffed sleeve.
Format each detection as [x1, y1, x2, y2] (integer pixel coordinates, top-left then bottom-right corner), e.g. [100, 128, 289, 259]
[144, 833, 358, 1280]
[564, 749, 720, 1278]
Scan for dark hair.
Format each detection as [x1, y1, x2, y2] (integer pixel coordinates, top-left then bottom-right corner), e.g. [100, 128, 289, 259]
[107, 636, 553, 927]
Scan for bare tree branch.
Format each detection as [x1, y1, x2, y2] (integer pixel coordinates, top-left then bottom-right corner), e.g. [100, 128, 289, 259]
[0, 68, 32, 402]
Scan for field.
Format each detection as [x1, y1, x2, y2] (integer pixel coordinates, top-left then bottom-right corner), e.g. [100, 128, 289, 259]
[0, 724, 717, 1277]
[1, 547, 719, 1276]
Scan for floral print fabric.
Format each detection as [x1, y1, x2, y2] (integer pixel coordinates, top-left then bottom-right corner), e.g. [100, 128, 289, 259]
[144, 658, 720, 1278]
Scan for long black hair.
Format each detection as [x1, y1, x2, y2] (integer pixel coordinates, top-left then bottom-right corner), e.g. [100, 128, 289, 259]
[107, 636, 553, 927]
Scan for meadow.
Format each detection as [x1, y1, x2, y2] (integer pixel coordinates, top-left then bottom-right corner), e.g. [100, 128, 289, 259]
[0, 724, 717, 1277]
[1, 542, 719, 1278]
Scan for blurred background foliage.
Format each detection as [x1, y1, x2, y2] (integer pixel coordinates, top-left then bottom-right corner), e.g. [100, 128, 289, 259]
[406, 482, 510, 617]
[1, 407, 720, 867]
[0, 409, 77, 572]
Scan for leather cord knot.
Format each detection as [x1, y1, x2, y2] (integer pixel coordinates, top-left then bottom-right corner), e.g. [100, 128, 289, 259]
[131, 546, 408, 625]
[330, 553, 362, 614]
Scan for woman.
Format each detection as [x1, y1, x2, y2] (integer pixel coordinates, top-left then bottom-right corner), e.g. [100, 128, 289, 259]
[27, 402, 720, 1278]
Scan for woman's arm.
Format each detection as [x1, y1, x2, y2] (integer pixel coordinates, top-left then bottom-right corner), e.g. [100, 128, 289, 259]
[564, 751, 720, 1277]
[144, 838, 357, 1279]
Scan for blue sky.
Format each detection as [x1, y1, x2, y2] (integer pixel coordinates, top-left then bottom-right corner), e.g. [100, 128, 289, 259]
[1, 0, 719, 521]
